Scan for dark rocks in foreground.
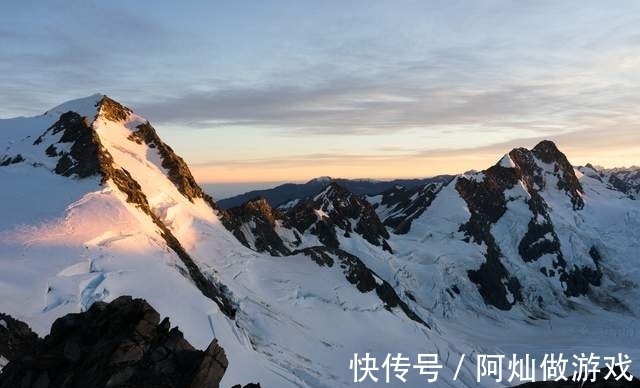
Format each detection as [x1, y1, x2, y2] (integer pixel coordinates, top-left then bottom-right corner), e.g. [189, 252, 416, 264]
[0, 296, 232, 388]
[0, 313, 40, 364]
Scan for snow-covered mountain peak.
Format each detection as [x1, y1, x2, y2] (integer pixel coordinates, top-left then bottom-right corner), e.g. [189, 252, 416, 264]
[531, 139, 568, 164]
[435, 140, 611, 310]
[2, 95, 209, 206]
[500, 140, 585, 210]
[43, 94, 132, 125]
[306, 175, 332, 184]
[2, 97, 640, 387]
[295, 182, 392, 251]
[222, 181, 394, 256]
[94, 95, 133, 123]
[313, 181, 352, 202]
[43, 93, 106, 121]
[219, 197, 292, 256]
[0, 95, 236, 318]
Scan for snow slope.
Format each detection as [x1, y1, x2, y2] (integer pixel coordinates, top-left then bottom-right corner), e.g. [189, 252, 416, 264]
[1, 95, 639, 387]
[222, 143, 640, 384]
[0, 96, 475, 387]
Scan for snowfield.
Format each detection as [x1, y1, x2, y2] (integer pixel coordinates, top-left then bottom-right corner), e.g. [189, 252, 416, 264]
[0, 95, 639, 387]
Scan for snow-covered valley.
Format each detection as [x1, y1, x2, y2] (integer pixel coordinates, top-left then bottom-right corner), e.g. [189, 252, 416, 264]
[1, 95, 639, 387]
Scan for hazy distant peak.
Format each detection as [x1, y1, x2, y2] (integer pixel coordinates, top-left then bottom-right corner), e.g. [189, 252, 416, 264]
[306, 176, 333, 184]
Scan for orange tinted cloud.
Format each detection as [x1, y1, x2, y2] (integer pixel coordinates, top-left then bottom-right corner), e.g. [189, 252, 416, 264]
[191, 131, 640, 183]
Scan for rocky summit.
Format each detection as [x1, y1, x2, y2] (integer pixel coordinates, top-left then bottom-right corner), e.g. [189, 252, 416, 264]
[0, 296, 229, 388]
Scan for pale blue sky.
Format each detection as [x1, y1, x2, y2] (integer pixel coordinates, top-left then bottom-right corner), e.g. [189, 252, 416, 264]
[2, 1, 640, 182]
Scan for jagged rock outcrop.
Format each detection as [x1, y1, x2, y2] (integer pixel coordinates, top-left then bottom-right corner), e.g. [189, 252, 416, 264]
[100, 95, 205, 202]
[581, 164, 640, 199]
[288, 182, 392, 252]
[220, 198, 294, 256]
[455, 141, 601, 310]
[128, 121, 205, 201]
[530, 140, 584, 210]
[0, 95, 237, 319]
[0, 296, 228, 388]
[455, 162, 524, 310]
[0, 154, 24, 166]
[97, 95, 132, 122]
[218, 187, 426, 327]
[295, 246, 428, 327]
[25, 95, 205, 204]
[374, 181, 447, 234]
[29, 96, 130, 180]
[0, 313, 40, 367]
[221, 182, 394, 255]
[54, 112, 108, 178]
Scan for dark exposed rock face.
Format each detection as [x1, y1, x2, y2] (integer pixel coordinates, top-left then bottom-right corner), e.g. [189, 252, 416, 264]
[509, 149, 569, 267]
[456, 167, 524, 311]
[220, 198, 294, 256]
[531, 140, 584, 210]
[455, 141, 601, 310]
[72, 133, 237, 319]
[28, 96, 131, 180]
[608, 174, 636, 196]
[0, 296, 228, 388]
[55, 116, 105, 178]
[288, 182, 392, 252]
[96, 95, 132, 122]
[25, 100, 237, 319]
[375, 181, 446, 234]
[0, 313, 40, 364]
[583, 165, 640, 199]
[0, 154, 24, 166]
[29, 95, 206, 204]
[220, 182, 394, 256]
[33, 111, 105, 178]
[295, 246, 429, 328]
[456, 164, 519, 241]
[508, 147, 601, 297]
[28, 99, 126, 181]
[128, 122, 205, 202]
[218, 184, 429, 327]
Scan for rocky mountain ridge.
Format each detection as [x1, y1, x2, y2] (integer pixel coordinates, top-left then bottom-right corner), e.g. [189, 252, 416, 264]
[579, 164, 640, 199]
[0, 296, 261, 388]
[215, 176, 454, 209]
[223, 140, 622, 314]
[1, 95, 639, 388]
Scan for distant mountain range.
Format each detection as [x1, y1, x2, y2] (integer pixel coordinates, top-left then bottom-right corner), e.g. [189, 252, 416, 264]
[216, 175, 454, 209]
[1, 94, 639, 388]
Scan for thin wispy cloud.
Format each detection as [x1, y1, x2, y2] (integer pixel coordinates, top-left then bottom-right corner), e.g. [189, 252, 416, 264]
[2, 1, 639, 182]
[137, 75, 636, 139]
